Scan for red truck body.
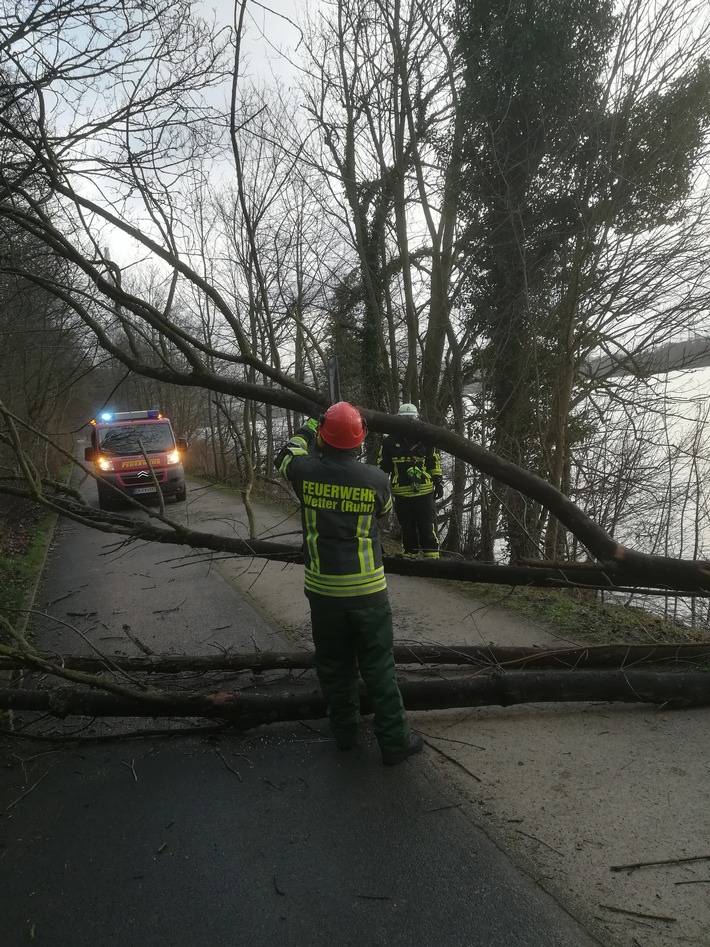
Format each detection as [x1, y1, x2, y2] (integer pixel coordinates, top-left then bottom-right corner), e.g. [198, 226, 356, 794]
[84, 409, 187, 508]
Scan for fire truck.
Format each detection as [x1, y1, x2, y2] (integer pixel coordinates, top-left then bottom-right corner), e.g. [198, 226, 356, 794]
[84, 409, 187, 509]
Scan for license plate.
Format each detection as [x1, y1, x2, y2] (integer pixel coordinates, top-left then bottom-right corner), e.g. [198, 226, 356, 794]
[132, 486, 157, 495]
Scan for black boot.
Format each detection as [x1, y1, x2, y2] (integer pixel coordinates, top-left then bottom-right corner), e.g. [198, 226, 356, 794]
[381, 731, 424, 766]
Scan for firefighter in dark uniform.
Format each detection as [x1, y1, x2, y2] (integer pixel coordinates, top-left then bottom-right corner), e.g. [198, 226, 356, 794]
[377, 403, 443, 559]
[275, 401, 423, 766]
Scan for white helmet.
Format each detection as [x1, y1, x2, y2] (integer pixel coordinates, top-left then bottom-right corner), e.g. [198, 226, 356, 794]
[398, 403, 419, 419]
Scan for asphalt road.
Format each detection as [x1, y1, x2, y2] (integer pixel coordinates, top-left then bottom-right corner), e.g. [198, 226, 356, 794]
[0, 479, 606, 947]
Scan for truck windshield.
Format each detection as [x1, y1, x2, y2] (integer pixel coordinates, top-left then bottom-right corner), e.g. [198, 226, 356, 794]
[97, 424, 175, 456]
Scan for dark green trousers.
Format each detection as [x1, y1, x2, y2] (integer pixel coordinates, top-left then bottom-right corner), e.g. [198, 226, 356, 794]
[310, 601, 410, 756]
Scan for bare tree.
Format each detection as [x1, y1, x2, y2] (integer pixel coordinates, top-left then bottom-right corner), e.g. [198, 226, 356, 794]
[1, 0, 710, 619]
[454, 0, 710, 561]
[297, 0, 466, 417]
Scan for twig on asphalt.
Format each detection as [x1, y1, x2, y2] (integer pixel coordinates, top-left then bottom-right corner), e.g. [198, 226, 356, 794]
[4, 771, 48, 812]
[515, 829, 565, 857]
[599, 903, 676, 923]
[421, 803, 463, 814]
[425, 740, 481, 782]
[215, 748, 242, 782]
[121, 623, 154, 656]
[419, 731, 486, 751]
[153, 597, 188, 615]
[47, 590, 81, 606]
[611, 854, 710, 873]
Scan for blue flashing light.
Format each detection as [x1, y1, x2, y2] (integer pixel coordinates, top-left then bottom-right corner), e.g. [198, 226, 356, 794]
[94, 408, 165, 424]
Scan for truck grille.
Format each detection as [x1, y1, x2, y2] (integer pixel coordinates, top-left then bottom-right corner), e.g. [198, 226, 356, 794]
[120, 470, 166, 486]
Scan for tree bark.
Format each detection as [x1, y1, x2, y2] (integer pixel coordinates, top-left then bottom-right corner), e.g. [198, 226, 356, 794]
[2, 643, 709, 674]
[3, 669, 709, 722]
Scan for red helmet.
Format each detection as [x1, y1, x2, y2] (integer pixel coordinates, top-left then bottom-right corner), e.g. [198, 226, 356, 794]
[318, 402, 367, 449]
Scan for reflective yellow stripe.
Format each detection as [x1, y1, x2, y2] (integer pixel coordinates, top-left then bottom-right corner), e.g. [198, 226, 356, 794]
[388, 451, 441, 489]
[305, 567, 386, 597]
[278, 443, 309, 477]
[304, 507, 320, 572]
[356, 514, 374, 574]
[392, 484, 434, 497]
[305, 568, 385, 588]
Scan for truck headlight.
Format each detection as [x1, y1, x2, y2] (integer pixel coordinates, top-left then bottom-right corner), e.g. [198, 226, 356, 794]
[98, 456, 113, 472]
[167, 450, 180, 465]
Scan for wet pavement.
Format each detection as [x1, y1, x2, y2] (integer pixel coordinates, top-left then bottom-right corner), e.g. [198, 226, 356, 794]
[0, 482, 605, 947]
[1, 724, 605, 947]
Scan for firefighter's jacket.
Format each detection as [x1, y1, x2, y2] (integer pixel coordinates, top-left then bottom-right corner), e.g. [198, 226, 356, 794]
[376, 434, 442, 498]
[276, 419, 393, 609]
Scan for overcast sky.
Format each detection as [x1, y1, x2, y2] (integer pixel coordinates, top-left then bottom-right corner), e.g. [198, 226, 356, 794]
[203, 0, 306, 84]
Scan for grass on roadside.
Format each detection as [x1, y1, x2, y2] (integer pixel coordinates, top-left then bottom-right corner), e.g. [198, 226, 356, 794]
[448, 580, 708, 646]
[0, 507, 56, 630]
[381, 526, 704, 645]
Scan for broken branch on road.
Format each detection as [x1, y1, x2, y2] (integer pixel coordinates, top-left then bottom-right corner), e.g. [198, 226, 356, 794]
[3, 667, 710, 726]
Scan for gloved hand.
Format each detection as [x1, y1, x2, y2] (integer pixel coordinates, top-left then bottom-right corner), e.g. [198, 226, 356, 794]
[434, 481, 444, 500]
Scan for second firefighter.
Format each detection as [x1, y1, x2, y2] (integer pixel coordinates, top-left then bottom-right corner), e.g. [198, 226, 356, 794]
[376, 403, 443, 560]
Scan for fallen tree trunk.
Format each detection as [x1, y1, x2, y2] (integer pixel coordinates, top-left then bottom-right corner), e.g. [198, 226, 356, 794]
[12, 479, 710, 594]
[2, 643, 709, 674]
[3, 669, 709, 722]
[385, 556, 710, 594]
